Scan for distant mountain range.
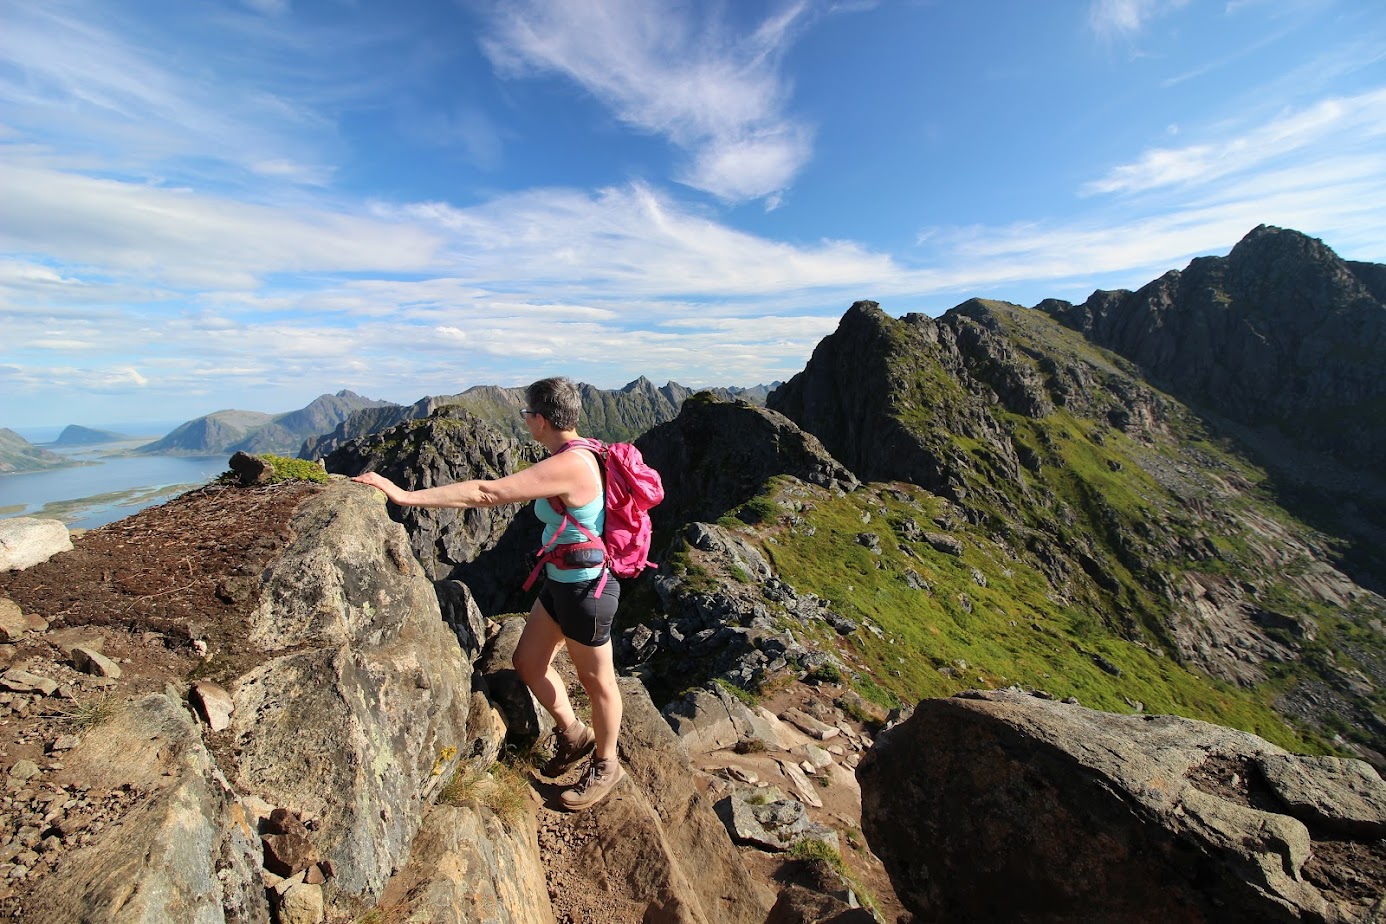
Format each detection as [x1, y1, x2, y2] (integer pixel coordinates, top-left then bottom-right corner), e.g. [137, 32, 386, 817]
[133, 390, 396, 456]
[299, 377, 777, 460]
[2, 381, 775, 476]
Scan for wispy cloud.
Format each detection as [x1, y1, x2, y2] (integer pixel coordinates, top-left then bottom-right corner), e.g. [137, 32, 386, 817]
[480, 0, 816, 203]
[0, 161, 443, 287]
[0, 0, 380, 190]
[1088, 0, 1191, 42]
[1082, 87, 1386, 196]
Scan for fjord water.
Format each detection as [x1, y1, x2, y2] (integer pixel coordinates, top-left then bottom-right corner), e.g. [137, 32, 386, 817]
[0, 442, 227, 529]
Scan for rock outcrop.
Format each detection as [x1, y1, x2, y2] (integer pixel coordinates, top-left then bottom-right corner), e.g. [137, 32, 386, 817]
[10, 481, 540, 922]
[0, 518, 72, 571]
[637, 393, 858, 536]
[859, 690, 1386, 923]
[322, 407, 543, 612]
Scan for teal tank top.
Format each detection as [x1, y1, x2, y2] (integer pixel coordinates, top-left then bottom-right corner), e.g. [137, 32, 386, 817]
[534, 493, 606, 583]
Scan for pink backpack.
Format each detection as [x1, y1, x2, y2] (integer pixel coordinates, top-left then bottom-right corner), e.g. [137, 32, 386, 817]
[522, 437, 665, 597]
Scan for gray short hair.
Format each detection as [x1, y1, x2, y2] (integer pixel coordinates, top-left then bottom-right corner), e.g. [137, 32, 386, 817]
[526, 377, 582, 430]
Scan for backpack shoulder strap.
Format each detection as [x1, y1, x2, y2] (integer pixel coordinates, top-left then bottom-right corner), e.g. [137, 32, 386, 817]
[546, 437, 605, 519]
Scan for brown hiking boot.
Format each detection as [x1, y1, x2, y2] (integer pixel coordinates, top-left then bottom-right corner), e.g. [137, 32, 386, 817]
[560, 756, 624, 811]
[542, 721, 595, 778]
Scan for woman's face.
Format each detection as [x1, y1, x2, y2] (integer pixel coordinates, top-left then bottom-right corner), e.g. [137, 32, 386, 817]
[523, 407, 544, 439]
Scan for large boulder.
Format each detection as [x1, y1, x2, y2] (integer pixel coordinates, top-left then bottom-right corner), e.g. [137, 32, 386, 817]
[859, 690, 1386, 923]
[0, 518, 72, 571]
[227, 480, 475, 905]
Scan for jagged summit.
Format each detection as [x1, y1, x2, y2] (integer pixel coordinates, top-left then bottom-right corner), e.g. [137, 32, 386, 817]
[1038, 225, 1386, 469]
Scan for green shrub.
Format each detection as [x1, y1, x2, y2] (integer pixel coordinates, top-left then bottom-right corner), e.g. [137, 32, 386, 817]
[804, 662, 842, 684]
[260, 454, 329, 484]
[714, 677, 757, 707]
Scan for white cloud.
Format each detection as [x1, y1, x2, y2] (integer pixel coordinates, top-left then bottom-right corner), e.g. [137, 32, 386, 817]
[1082, 87, 1386, 196]
[1088, 0, 1191, 41]
[0, 162, 443, 287]
[0, 0, 338, 189]
[481, 0, 816, 202]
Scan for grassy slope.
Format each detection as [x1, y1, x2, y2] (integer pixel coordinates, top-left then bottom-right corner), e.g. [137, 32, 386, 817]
[741, 477, 1323, 753]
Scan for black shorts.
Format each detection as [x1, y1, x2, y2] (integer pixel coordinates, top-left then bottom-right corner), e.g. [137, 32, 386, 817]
[538, 573, 620, 647]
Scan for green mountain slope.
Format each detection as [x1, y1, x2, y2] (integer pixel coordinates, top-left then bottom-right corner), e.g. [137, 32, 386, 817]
[0, 428, 78, 475]
[753, 280, 1383, 759]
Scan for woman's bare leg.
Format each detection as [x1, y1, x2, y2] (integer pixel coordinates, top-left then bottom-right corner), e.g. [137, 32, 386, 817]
[564, 637, 622, 760]
[512, 598, 578, 731]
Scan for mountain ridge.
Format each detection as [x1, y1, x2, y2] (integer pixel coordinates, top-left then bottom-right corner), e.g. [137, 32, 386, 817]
[134, 389, 396, 456]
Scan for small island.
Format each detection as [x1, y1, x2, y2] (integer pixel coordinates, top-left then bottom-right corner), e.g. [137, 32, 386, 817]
[52, 424, 131, 446]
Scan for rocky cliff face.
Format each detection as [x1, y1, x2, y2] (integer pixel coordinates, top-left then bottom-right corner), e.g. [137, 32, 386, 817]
[1039, 226, 1386, 472]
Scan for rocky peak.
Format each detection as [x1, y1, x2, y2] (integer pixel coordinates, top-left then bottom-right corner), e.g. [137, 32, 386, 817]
[1039, 225, 1386, 471]
[636, 392, 858, 534]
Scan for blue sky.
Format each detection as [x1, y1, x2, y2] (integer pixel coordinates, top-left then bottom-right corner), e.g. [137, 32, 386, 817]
[2, 0, 1384, 429]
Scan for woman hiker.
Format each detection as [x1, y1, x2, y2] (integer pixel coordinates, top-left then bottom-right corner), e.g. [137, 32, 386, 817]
[351, 376, 623, 811]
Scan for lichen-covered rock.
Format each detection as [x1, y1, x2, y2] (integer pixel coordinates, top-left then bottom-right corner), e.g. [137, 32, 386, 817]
[718, 786, 837, 852]
[228, 481, 474, 906]
[23, 694, 269, 924]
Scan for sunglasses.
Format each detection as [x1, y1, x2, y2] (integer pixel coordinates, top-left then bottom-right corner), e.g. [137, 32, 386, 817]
[521, 409, 541, 418]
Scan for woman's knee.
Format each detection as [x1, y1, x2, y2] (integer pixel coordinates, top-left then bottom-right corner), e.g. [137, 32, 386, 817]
[513, 647, 548, 686]
[514, 618, 560, 685]
[575, 663, 618, 699]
